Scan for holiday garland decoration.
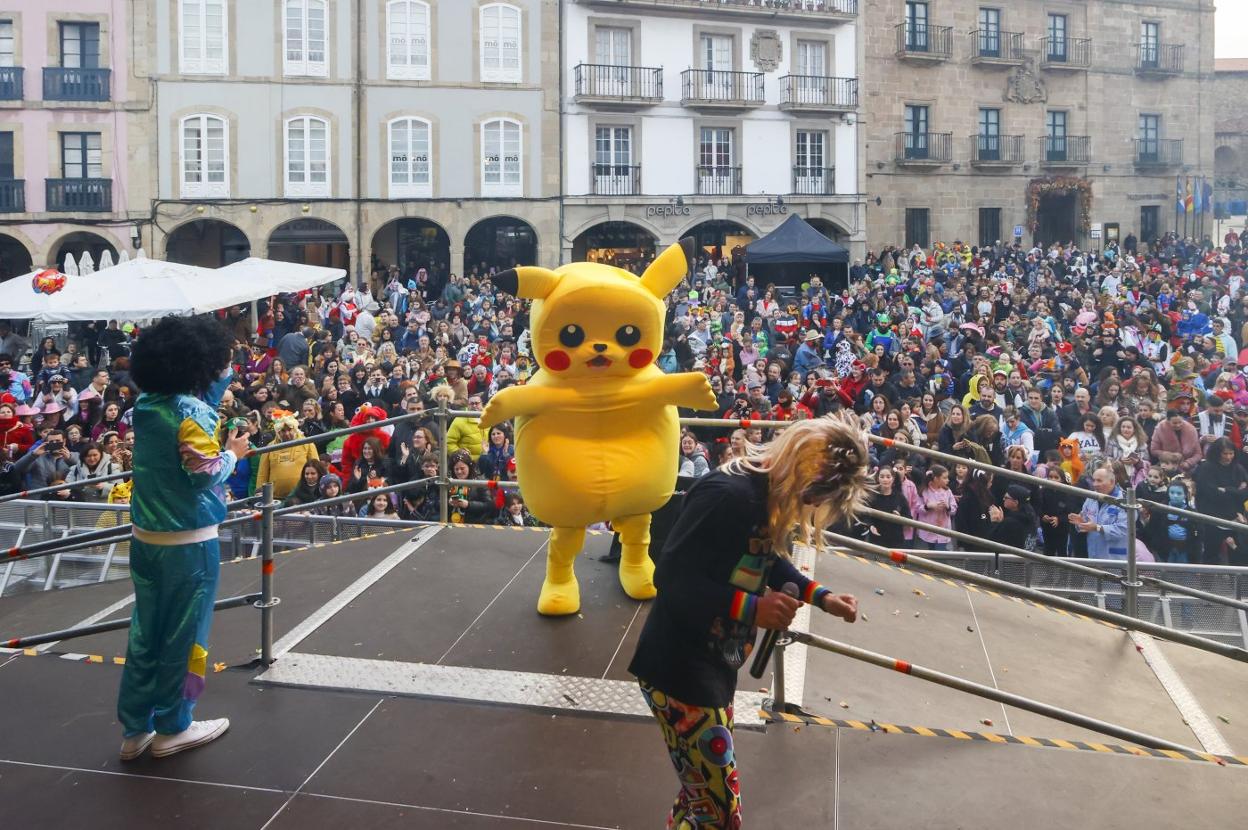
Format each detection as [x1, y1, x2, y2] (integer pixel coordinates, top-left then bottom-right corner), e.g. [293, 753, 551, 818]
[1026, 176, 1093, 234]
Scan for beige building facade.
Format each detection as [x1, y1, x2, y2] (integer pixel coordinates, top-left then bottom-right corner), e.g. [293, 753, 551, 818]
[862, 0, 1216, 250]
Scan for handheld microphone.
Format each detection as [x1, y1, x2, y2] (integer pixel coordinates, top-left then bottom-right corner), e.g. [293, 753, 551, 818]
[749, 582, 798, 679]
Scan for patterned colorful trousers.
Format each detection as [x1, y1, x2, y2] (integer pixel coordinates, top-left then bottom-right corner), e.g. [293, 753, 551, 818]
[117, 538, 220, 737]
[640, 681, 742, 829]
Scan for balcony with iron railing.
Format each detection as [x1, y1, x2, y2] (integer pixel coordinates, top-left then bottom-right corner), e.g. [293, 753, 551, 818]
[1135, 138, 1183, 168]
[895, 23, 953, 62]
[779, 76, 857, 112]
[970, 29, 1025, 65]
[42, 67, 111, 102]
[1040, 36, 1091, 70]
[696, 165, 743, 196]
[46, 178, 111, 212]
[681, 69, 764, 109]
[1040, 135, 1091, 166]
[1134, 43, 1184, 75]
[970, 134, 1024, 166]
[0, 67, 23, 100]
[590, 163, 642, 196]
[573, 64, 664, 105]
[0, 179, 25, 213]
[575, 0, 856, 23]
[792, 166, 835, 195]
[894, 132, 952, 165]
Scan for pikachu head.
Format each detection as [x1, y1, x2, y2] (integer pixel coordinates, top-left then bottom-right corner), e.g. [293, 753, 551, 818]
[494, 239, 695, 382]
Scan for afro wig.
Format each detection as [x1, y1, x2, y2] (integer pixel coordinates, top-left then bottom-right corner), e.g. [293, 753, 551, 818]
[130, 316, 234, 396]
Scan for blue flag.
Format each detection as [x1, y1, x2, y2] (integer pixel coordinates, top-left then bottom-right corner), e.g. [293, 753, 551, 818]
[1176, 176, 1184, 214]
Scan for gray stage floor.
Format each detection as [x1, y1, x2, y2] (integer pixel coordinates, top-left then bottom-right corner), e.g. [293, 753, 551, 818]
[2, 525, 1246, 828]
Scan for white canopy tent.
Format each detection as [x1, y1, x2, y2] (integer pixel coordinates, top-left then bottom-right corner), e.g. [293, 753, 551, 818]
[0, 257, 346, 323]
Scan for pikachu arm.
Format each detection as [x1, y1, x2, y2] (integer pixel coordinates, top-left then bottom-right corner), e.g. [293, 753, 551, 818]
[479, 384, 577, 428]
[639, 371, 719, 412]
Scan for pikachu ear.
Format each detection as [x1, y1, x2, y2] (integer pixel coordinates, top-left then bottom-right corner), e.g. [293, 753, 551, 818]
[494, 266, 560, 300]
[640, 237, 696, 300]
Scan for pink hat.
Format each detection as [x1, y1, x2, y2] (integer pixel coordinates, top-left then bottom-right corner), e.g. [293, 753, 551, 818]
[39, 401, 65, 415]
[14, 403, 37, 417]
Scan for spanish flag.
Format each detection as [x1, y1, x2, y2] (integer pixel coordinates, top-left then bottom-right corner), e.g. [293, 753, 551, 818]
[1184, 177, 1194, 213]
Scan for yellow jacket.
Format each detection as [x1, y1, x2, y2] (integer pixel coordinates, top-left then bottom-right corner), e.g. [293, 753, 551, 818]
[256, 442, 319, 499]
[445, 416, 486, 460]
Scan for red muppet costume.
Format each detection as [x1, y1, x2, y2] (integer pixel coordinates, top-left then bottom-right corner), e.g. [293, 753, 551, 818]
[337, 405, 391, 479]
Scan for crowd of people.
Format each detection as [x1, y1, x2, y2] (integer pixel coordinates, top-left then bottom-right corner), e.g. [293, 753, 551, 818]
[2, 227, 1247, 563]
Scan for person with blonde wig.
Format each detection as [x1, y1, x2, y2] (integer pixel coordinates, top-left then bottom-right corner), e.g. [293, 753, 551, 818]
[629, 415, 868, 829]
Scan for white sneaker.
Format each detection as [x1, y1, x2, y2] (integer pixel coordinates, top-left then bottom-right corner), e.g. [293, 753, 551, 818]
[150, 718, 230, 758]
[119, 731, 156, 761]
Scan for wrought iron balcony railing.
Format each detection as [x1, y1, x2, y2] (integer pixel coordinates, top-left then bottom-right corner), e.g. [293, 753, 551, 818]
[681, 69, 764, 107]
[970, 134, 1024, 165]
[1040, 36, 1091, 69]
[779, 75, 857, 111]
[0, 179, 25, 213]
[895, 132, 952, 164]
[0, 67, 23, 100]
[573, 64, 664, 103]
[1135, 139, 1183, 167]
[971, 29, 1024, 63]
[1040, 135, 1091, 165]
[695, 165, 743, 195]
[792, 166, 835, 195]
[46, 178, 111, 212]
[590, 163, 642, 196]
[895, 23, 953, 60]
[43, 67, 111, 102]
[1134, 43, 1184, 75]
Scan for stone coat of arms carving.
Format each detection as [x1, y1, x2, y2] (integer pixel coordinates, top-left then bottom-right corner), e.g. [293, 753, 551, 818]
[751, 30, 783, 73]
[1005, 59, 1048, 104]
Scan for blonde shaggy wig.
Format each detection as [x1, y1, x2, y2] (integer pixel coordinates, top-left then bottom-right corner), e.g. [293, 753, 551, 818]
[721, 413, 872, 556]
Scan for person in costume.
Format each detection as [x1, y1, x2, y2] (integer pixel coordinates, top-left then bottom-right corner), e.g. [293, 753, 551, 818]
[629, 415, 868, 828]
[117, 316, 250, 761]
[481, 239, 717, 616]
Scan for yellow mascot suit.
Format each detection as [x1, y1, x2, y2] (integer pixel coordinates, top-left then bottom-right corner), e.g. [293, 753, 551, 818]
[481, 239, 717, 616]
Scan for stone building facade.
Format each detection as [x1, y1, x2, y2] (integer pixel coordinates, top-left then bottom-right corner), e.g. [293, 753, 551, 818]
[862, 0, 1216, 249]
[1214, 58, 1248, 208]
[149, 0, 561, 283]
[0, 1, 154, 280]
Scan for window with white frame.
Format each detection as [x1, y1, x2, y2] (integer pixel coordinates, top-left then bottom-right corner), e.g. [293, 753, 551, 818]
[389, 117, 432, 198]
[481, 118, 521, 196]
[285, 115, 330, 198]
[284, 0, 327, 77]
[387, 0, 431, 80]
[181, 114, 229, 198]
[480, 4, 521, 83]
[180, 0, 228, 75]
[0, 21, 15, 67]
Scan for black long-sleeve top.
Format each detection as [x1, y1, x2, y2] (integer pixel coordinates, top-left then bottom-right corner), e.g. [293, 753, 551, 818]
[628, 470, 829, 708]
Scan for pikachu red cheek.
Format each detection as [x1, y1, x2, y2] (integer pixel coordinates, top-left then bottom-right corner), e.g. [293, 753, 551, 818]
[628, 349, 654, 369]
[544, 351, 572, 372]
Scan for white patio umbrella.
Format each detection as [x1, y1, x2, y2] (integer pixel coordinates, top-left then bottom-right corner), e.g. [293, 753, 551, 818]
[63, 253, 78, 276]
[98, 250, 115, 270]
[79, 251, 95, 275]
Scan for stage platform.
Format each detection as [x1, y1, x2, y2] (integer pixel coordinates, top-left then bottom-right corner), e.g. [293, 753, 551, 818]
[2, 525, 1247, 828]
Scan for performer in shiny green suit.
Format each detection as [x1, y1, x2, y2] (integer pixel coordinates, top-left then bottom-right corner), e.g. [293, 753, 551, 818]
[117, 317, 252, 761]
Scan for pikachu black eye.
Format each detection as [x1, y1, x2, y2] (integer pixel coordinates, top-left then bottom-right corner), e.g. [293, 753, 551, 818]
[616, 325, 641, 347]
[559, 325, 585, 348]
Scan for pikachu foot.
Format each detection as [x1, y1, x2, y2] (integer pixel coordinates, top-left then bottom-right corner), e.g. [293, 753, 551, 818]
[537, 576, 581, 616]
[619, 550, 657, 601]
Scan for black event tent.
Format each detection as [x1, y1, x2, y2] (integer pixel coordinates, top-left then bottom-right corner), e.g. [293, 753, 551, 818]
[744, 214, 850, 292]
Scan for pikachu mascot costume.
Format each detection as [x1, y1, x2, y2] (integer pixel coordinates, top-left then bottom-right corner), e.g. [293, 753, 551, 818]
[482, 239, 717, 616]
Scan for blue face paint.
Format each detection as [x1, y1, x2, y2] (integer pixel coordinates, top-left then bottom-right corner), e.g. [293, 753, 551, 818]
[1167, 484, 1187, 508]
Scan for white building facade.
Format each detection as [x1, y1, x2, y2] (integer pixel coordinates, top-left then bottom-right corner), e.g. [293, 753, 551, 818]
[562, 0, 865, 267]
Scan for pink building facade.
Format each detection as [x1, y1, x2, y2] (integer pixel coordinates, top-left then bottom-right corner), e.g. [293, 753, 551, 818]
[0, 0, 151, 279]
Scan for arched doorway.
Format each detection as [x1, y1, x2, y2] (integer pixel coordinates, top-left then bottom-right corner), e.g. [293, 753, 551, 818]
[806, 217, 849, 243]
[571, 222, 657, 273]
[0, 233, 32, 282]
[267, 218, 349, 270]
[463, 217, 537, 274]
[370, 218, 450, 279]
[684, 220, 755, 262]
[166, 220, 251, 267]
[51, 232, 118, 273]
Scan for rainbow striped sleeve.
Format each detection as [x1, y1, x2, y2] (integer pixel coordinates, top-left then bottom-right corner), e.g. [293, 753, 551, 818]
[729, 590, 757, 624]
[803, 582, 831, 608]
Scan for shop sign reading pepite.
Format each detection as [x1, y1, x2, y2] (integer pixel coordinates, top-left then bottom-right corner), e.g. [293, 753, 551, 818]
[645, 205, 692, 218]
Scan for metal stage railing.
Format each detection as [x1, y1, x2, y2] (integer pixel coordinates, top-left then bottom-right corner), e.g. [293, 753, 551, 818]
[4, 409, 1248, 754]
